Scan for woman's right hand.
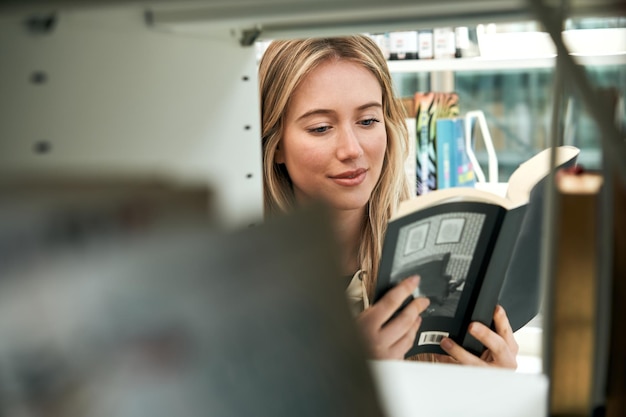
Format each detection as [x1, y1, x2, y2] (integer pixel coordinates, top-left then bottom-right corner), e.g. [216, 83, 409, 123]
[356, 276, 430, 360]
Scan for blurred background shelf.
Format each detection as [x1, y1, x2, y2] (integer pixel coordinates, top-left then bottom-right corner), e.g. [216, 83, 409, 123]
[388, 53, 626, 73]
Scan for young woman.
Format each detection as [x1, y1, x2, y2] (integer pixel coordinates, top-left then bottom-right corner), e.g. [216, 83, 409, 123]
[259, 35, 518, 367]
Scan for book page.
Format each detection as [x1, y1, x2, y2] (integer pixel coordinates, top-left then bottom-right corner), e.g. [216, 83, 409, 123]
[392, 187, 512, 221]
[395, 146, 580, 222]
[506, 146, 580, 206]
[389, 209, 488, 320]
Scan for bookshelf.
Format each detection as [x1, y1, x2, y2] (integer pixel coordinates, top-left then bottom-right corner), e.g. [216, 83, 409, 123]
[389, 28, 625, 181]
[387, 53, 626, 73]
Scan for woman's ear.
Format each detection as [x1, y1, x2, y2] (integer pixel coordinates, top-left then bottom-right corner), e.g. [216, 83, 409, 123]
[275, 146, 285, 164]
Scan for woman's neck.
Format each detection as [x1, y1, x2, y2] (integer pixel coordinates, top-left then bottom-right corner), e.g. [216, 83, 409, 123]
[332, 207, 366, 276]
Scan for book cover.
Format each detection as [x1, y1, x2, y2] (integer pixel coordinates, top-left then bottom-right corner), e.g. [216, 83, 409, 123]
[435, 117, 475, 189]
[374, 146, 580, 357]
[415, 92, 460, 195]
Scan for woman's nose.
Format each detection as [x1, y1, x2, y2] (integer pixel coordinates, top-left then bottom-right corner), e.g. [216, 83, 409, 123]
[336, 126, 363, 161]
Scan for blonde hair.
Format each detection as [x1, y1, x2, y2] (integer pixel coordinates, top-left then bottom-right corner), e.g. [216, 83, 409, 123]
[259, 35, 411, 298]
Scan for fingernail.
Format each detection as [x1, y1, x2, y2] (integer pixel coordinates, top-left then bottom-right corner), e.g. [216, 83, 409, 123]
[408, 275, 420, 286]
[469, 322, 483, 336]
[441, 337, 453, 350]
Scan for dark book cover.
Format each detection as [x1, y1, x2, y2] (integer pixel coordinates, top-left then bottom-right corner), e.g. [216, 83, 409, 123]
[373, 201, 522, 357]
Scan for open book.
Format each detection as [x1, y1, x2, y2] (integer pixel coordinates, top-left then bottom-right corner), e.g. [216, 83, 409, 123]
[373, 146, 580, 357]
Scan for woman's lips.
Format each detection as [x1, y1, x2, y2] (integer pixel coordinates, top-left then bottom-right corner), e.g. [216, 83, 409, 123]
[330, 168, 367, 186]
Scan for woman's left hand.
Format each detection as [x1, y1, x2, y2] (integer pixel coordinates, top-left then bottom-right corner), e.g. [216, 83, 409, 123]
[439, 305, 519, 369]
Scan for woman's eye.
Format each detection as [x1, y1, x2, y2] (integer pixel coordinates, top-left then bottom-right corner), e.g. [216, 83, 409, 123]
[359, 118, 381, 127]
[307, 125, 330, 134]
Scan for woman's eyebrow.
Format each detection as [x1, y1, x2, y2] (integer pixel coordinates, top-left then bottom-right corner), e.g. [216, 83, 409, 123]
[296, 102, 383, 122]
[357, 101, 383, 111]
[296, 108, 335, 122]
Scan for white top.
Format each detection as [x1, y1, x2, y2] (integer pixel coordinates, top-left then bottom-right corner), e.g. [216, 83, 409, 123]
[345, 270, 369, 316]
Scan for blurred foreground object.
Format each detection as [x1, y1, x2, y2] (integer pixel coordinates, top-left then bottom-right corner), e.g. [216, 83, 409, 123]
[0, 180, 383, 417]
[547, 167, 626, 417]
[0, 177, 217, 272]
[605, 171, 625, 417]
[547, 169, 603, 416]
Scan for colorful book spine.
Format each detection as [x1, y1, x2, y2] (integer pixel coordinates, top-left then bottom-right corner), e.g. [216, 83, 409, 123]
[435, 118, 455, 189]
[435, 117, 476, 189]
[414, 92, 460, 195]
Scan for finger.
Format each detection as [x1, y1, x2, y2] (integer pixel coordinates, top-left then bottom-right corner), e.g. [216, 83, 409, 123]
[381, 296, 429, 346]
[382, 296, 429, 334]
[388, 308, 425, 358]
[370, 276, 421, 326]
[439, 337, 485, 366]
[356, 304, 420, 360]
[493, 305, 519, 355]
[431, 354, 459, 364]
[468, 322, 517, 369]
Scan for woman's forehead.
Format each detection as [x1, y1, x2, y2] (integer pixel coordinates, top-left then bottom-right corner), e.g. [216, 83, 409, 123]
[287, 60, 382, 117]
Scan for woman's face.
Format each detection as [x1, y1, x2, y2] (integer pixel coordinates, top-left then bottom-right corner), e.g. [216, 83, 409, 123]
[277, 59, 387, 212]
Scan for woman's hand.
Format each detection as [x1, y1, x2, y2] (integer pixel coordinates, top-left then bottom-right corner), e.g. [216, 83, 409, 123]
[356, 276, 430, 360]
[439, 305, 519, 369]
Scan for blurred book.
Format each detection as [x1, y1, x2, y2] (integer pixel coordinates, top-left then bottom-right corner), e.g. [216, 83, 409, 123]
[0, 176, 216, 273]
[414, 92, 460, 195]
[435, 117, 476, 189]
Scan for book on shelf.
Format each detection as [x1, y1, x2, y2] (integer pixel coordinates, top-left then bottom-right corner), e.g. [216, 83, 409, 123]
[373, 145, 580, 357]
[414, 92, 459, 195]
[435, 117, 476, 190]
